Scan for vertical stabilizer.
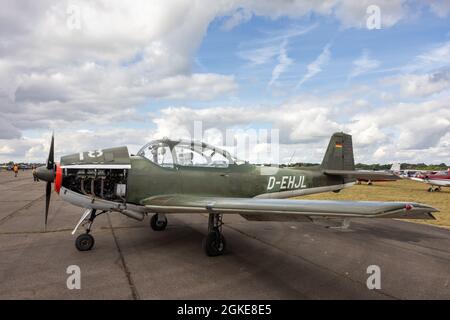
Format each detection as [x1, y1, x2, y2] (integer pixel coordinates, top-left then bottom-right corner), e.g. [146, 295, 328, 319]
[320, 132, 355, 171]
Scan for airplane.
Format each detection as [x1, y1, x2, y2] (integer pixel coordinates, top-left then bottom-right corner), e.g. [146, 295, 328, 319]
[410, 169, 450, 192]
[353, 163, 401, 185]
[35, 132, 438, 256]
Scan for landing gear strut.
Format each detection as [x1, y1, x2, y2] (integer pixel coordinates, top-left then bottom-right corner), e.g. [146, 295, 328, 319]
[203, 213, 226, 256]
[74, 209, 105, 251]
[150, 213, 168, 231]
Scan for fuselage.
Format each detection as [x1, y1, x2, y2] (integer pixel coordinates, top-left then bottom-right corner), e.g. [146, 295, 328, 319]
[57, 145, 354, 211]
[413, 171, 450, 187]
[126, 156, 351, 204]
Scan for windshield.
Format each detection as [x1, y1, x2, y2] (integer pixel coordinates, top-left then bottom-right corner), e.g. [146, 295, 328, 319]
[137, 141, 175, 168]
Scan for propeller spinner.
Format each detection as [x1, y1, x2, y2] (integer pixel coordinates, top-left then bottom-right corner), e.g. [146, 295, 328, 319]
[35, 134, 62, 226]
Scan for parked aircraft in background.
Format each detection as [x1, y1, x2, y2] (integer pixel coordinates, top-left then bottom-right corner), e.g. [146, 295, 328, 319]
[355, 163, 401, 185]
[410, 169, 450, 192]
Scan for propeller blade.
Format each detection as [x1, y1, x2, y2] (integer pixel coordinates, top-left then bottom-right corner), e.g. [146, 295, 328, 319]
[45, 181, 51, 226]
[47, 134, 54, 170]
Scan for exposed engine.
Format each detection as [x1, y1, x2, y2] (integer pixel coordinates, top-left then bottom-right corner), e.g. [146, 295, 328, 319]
[62, 168, 128, 202]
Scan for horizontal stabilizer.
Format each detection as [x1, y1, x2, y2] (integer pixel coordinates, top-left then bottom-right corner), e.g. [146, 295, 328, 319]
[324, 170, 399, 181]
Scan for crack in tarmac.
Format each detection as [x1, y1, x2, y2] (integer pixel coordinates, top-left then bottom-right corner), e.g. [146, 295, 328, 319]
[0, 194, 46, 226]
[107, 213, 141, 300]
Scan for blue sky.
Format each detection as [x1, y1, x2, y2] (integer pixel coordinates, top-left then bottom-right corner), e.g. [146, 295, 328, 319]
[1, 1, 449, 164]
[195, 9, 449, 105]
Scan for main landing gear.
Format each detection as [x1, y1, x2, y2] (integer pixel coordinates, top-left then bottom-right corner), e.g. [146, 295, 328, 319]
[428, 186, 441, 192]
[74, 209, 106, 251]
[203, 213, 226, 256]
[150, 213, 168, 231]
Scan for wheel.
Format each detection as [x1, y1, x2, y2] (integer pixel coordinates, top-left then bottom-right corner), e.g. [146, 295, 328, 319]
[367, 180, 373, 185]
[150, 214, 167, 231]
[203, 231, 226, 256]
[434, 187, 441, 192]
[75, 233, 95, 251]
[428, 187, 433, 192]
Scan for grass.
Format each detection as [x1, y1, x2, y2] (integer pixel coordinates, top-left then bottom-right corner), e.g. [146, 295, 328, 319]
[296, 179, 450, 229]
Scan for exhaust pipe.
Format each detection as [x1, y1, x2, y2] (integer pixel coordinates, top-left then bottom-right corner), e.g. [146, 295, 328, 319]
[121, 209, 145, 221]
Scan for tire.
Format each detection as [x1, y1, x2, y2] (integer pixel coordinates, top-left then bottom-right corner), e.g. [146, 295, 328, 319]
[75, 233, 95, 251]
[428, 187, 433, 192]
[150, 214, 167, 231]
[203, 231, 226, 257]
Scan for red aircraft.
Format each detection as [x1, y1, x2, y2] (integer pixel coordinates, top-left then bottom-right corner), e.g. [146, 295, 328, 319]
[411, 169, 450, 192]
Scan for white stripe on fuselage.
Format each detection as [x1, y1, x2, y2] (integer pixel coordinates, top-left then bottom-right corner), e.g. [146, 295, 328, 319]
[426, 179, 450, 187]
[254, 182, 355, 199]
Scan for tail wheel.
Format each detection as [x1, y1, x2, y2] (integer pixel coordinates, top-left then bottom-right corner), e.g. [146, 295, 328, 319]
[203, 230, 226, 256]
[150, 214, 167, 231]
[75, 233, 95, 251]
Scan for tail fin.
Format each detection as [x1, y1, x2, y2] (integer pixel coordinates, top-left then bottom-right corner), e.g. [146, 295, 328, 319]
[390, 162, 401, 172]
[320, 132, 355, 171]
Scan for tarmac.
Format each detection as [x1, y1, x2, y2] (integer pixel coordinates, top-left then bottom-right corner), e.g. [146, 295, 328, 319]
[0, 171, 449, 299]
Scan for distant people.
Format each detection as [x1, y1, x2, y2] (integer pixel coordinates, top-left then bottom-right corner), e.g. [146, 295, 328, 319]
[13, 164, 19, 177]
[32, 166, 39, 182]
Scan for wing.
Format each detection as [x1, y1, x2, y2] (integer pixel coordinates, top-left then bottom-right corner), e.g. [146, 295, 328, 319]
[142, 195, 437, 221]
[324, 170, 399, 181]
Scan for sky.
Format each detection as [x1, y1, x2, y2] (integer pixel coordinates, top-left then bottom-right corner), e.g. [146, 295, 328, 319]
[1, 0, 450, 164]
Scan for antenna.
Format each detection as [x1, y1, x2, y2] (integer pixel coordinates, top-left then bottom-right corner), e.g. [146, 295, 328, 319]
[288, 150, 296, 166]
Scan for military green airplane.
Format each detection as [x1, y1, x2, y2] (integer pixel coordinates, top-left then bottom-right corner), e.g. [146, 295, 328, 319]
[36, 132, 437, 256]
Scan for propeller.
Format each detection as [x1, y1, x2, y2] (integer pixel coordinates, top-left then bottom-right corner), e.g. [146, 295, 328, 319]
[35, 134, 56, 227]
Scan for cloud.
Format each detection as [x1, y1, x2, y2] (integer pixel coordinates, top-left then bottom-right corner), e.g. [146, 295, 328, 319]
[0, 1, 240, 139]
[429, 0, 450, 18]
[221, 8, 253, 30]
[150, 97, 343, 146]
[237, 24, 316, 66]
[417, 41, 450, 67]
[347, 97, 450, 154]
[349, 50, 380, 79]
[2, 86, 450, 164]
[334, 0, 408, 28]
[268, 40, 293, 87]
[0, 118, 21, 140]
[296, 43, 331, 88]
[385, 68, 450, 97]
[1, 0, 449, 164]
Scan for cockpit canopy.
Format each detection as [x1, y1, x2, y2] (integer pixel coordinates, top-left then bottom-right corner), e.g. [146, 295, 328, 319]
[137, 139, 243, 168]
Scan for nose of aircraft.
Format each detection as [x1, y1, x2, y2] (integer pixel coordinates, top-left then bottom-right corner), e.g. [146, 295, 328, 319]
[36, 165, 55, 182]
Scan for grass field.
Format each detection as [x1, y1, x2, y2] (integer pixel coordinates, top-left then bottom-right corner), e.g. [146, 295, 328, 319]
[297, 179, 450, 229]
